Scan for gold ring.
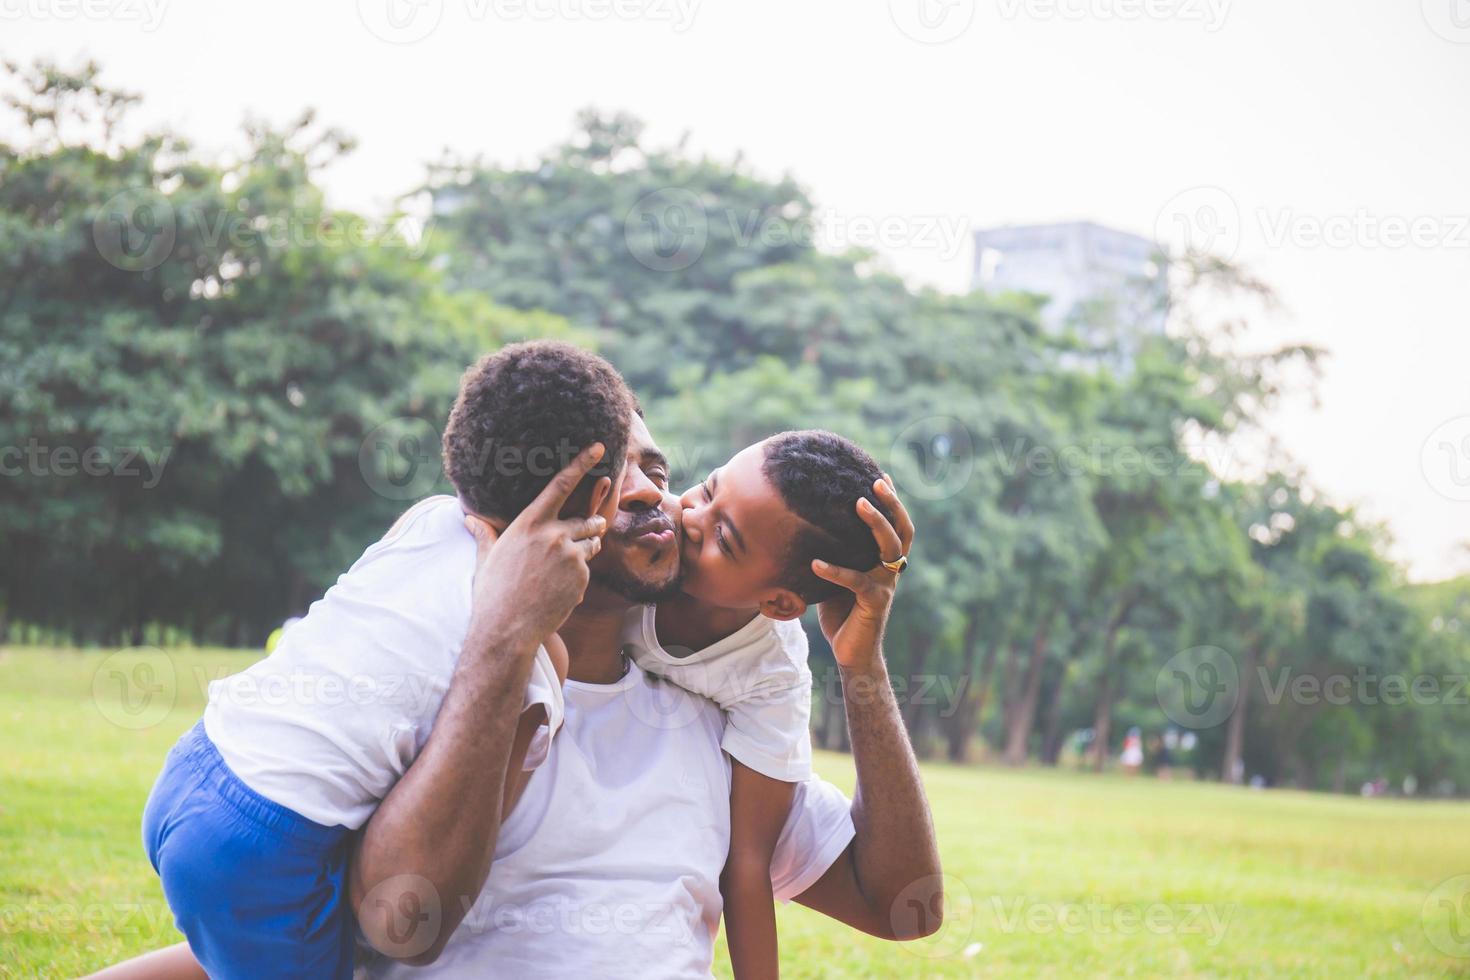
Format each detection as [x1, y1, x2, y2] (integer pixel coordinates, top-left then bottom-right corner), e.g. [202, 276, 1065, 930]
[880, 554, 908, 574]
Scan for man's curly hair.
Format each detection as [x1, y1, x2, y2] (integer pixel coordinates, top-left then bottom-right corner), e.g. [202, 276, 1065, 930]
[762, 430, 894, 604]
[442, 341, 634, 522]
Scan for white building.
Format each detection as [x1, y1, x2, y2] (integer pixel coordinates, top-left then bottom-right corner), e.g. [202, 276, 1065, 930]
[971, 222, 1168, 357]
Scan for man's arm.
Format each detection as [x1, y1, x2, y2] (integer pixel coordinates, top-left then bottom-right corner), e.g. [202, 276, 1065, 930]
[791, 478, 943, 939]
[349, 447, 609, 966]
[791, 650, 942, 938]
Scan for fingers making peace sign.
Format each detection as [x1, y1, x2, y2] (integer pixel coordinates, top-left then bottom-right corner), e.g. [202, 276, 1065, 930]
[462, 442, 614, 651]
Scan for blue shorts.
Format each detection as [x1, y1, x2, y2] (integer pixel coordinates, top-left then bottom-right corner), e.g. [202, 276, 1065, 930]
[142, 721, 354, 980]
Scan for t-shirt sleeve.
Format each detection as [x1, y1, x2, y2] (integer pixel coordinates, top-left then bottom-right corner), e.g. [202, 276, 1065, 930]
[520, 644, 566, 772]
[720, 617, 814, 781]
[722, 671, 813, 782]
[770, 776, 855, 903]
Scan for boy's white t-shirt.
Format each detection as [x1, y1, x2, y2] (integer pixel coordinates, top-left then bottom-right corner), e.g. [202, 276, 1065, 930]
[622, 604, 813, 782]
[203, 495, 564, 830]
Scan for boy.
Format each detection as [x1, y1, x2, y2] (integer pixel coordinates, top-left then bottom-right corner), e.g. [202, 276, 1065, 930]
[133, 341, 635, 979]
[624, 429, 904, 979]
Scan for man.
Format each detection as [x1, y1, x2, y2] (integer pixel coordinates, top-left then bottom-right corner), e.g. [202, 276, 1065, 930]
[351, 414, 943, 975]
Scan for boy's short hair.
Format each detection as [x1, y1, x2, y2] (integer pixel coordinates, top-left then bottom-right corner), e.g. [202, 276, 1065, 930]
[442, 341, 634, 522]
[762, 430, 894, 604]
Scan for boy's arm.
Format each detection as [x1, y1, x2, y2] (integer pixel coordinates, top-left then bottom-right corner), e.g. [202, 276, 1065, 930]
[722, 761, 796, 980]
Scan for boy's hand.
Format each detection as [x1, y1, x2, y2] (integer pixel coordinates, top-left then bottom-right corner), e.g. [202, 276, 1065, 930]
[810, 476, 914, 671]
[461, 443, 610, 653]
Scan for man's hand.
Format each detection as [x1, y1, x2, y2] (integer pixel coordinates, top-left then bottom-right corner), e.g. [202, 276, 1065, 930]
[810, 476, 914, 669]
[461, 442, 610, 652]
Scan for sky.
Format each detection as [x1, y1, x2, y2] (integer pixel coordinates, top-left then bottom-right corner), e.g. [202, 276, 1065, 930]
[6, 0, 1469, 581]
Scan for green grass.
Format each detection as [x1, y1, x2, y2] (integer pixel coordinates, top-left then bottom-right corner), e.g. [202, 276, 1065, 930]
[2, 646, 1468, 978]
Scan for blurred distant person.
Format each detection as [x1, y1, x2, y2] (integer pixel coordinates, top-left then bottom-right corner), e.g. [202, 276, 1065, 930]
[1120, 727, 1144, 774]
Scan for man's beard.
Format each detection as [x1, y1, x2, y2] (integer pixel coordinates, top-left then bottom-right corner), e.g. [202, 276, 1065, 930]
[589, 510, 684, 604]
[590, 560, 683, 604]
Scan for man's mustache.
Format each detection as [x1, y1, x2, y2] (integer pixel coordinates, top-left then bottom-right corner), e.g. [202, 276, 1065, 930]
[613, 511, 677, 541]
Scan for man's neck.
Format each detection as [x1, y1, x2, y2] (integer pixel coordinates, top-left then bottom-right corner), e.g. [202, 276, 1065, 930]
[558, 588, 635, 684]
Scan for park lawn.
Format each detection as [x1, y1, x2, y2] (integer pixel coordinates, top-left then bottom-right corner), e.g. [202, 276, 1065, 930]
[1, 646, 1467, 978]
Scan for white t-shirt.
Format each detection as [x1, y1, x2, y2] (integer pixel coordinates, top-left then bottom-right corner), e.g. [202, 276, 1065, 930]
[624, 605, 813, 782]
[357, 660, 855, 980]
[203, 495, 564, 829]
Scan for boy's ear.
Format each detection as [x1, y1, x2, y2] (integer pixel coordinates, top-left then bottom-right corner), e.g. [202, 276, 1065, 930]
[586, 475, 614, 519]
[561, 475, 614, 521]
[759, 589, 807, 622]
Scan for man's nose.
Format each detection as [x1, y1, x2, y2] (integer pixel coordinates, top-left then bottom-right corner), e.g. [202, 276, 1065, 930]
[620, 466, 663, 511]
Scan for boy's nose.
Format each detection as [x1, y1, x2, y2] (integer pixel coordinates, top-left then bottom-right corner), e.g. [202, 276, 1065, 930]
[680, 506, 703, 545]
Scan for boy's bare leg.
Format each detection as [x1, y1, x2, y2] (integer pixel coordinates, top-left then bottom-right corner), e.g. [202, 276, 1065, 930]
[722, 760, 797, 980]
[84, 942, 207, 980]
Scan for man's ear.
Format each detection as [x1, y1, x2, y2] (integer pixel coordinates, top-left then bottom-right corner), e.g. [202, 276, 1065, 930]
[759, 589, 807, 622]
